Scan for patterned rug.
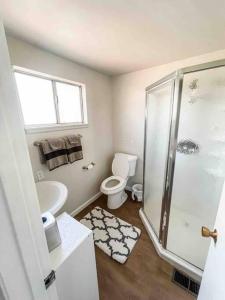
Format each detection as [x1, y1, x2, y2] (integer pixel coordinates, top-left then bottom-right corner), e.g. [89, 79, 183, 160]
[80, 206, 141, 264]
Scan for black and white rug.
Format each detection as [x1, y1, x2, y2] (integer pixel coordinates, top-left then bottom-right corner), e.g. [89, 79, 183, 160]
[80, 206, 141, 264]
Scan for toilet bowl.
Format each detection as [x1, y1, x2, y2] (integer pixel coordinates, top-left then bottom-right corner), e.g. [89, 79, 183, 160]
[100, 153, 137, 209]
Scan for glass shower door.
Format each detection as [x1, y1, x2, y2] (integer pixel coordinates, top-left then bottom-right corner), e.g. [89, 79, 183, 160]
[167, 66, 225, 269]
[144, 81, 174, 237]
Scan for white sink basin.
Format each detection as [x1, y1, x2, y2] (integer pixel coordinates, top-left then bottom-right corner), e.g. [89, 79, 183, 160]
[36, 181, 68, 215]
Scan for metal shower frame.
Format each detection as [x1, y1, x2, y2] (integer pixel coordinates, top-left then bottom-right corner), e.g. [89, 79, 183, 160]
[143, 58, 225, 251]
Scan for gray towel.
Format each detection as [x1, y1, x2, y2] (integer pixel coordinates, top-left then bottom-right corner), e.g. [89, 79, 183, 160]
[66, 135, 80, 145]
[38, 139, 68, 171]
[63, 135, 83, 163]
[47, 138, 65, 150]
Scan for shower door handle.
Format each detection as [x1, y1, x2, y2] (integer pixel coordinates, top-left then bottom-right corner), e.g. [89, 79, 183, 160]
[201, 226, 218, 244]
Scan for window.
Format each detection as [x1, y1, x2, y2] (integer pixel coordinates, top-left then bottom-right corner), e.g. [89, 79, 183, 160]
[14, 68, 87, 132]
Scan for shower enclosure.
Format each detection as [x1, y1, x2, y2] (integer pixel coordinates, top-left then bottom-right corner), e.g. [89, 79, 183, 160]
[140, 59, 225, 279]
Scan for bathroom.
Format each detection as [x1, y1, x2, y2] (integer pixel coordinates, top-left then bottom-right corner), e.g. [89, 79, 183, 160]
[1, 1, 225, 300]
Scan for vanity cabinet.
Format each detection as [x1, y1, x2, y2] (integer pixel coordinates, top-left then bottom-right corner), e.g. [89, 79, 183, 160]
[50, 213, 99, 300]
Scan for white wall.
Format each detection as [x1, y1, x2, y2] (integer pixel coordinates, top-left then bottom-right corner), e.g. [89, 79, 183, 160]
[6, 35, 113, 215]
[112, 48, 225, 186]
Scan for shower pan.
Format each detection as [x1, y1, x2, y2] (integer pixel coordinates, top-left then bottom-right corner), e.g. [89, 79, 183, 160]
[140, 59, 225, 280]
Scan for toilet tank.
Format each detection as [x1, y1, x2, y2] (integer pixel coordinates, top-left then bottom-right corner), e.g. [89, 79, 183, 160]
[114, 153, 138, 177]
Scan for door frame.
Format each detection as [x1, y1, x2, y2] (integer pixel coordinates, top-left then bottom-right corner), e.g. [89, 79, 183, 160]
[0, 21, 58, 299]
[159, 73, 183, 247]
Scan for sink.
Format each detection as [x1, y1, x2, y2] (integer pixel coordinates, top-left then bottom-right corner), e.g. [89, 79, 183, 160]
[36, 181, 68, 215]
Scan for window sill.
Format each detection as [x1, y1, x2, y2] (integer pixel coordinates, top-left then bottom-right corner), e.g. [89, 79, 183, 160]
[25, 123, 88, 134]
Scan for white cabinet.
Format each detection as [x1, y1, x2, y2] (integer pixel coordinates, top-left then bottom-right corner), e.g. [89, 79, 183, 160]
[50, 213, 99, 300]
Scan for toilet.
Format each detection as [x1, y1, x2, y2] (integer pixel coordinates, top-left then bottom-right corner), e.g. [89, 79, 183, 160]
[101, 153, 137, 209]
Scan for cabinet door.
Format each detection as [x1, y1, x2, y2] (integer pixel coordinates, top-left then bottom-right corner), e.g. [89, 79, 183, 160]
[55, 233, 99, 300]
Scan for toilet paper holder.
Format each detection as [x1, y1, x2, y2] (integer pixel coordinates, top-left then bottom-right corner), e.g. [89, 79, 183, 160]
[82, 162, 96, 170]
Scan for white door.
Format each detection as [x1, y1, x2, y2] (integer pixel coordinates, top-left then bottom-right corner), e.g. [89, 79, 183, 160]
[0, 21, 58, 299]
[198, 179, 225, 299]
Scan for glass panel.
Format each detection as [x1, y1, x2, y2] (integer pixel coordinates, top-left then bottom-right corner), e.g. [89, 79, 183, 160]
[167, 66, 225, 269]
[15, 72, 56, 125]
[56, 82, 82, 123]
[144, 81, 174, 237]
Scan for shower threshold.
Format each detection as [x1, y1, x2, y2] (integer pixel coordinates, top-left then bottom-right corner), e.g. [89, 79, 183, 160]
[139, 208, 202, 282]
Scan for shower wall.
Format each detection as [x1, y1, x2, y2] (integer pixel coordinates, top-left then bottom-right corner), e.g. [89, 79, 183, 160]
[143, 62, 225, 271]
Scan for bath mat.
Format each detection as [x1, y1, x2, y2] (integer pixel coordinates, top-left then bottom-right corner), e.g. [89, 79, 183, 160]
[80, 206, 141, 264]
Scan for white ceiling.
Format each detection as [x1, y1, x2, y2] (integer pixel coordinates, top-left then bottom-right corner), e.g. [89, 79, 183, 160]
[1, 0, 225, 75]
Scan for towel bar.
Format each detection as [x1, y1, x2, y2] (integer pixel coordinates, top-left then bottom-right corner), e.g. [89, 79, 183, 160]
[34, 134, 82, 146]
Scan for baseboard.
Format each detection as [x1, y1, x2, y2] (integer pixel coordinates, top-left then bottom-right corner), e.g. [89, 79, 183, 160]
[70, 191, 102, 217]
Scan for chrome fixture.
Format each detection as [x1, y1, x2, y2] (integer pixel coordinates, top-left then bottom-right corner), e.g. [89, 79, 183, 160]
[176, 139, 199, 155]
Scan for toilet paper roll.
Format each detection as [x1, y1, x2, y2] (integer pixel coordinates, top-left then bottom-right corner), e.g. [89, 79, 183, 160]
[87, 164, 94, 170]
[82, 162, 95, 170]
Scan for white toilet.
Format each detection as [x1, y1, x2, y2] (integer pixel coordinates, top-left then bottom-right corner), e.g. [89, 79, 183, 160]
[101, 153, 137, 209]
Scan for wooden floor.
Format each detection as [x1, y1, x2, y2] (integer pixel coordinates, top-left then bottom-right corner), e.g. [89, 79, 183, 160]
[76, 194, 194, 300]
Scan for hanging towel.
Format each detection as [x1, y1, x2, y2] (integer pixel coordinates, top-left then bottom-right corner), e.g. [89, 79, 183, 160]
[38, 139, 68, 171]
[47, 138, 65, 150]
[66, 135, 81, 145]
[63, 135, 83, 163]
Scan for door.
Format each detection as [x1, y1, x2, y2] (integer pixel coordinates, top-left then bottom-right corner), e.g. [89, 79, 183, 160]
[143, 80, 174, 237]
[198, 178, 225, 299]
[0, 21, 58, 299]
[166, 66, 225, 270]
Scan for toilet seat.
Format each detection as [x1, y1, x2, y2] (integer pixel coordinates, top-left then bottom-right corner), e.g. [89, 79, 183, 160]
[100, 176, 126, 195]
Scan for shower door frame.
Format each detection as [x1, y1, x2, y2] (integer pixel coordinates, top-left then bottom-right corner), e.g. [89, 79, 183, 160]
[143, 58, 225, 252]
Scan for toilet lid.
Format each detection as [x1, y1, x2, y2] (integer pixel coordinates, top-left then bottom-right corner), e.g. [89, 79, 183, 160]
[112, 156, 129, 179]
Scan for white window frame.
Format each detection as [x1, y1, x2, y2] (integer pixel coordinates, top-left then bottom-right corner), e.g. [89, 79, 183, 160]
[13, 66, 88, 134]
